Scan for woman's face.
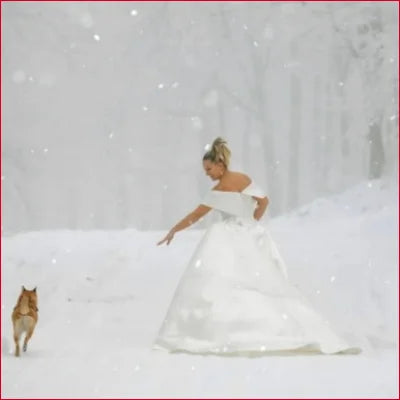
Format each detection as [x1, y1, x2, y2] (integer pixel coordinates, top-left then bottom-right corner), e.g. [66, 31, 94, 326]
[203, 159, 224, 180]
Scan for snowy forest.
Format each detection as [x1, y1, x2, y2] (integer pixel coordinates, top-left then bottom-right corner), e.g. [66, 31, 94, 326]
[2, 1, 398, 233]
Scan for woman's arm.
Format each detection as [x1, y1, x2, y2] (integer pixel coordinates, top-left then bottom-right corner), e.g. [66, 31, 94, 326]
[253, 196, 269, 221]
[157, 204, 211, 246]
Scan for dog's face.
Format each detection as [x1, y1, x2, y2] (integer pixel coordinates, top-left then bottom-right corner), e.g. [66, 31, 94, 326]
[21, 286, 38, 304]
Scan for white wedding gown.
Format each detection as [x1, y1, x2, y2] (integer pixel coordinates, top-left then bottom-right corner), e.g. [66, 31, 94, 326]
[154, 183, 361, 356]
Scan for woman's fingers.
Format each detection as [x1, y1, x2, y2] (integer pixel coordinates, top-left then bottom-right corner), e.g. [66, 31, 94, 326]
[157, 238, 166, 245]
[157, 232, 174, 246]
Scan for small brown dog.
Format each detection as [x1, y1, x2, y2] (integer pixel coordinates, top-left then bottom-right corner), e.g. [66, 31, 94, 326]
[12, 286, 38, 357]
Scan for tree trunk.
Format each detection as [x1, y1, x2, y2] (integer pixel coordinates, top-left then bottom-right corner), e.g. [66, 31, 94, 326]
[313, 74, 323, 195]
[336, 61, 351, 185]
[242, 114, 252, 171]
[368, 116, 385, 179]
[287, 40, 301, 210]
[322, 81, 333, 193]
[339, 87, 350, 165]
[217, 91, 226, 136]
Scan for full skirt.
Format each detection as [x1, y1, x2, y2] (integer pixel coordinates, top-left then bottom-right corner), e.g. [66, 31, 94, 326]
[154, 218, 361, 356]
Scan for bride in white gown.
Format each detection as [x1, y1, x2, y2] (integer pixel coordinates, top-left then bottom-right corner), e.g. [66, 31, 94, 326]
[155, 138, 361, 356]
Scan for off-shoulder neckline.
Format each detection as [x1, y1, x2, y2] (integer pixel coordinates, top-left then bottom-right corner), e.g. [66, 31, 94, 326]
[211, 181, 253, 194]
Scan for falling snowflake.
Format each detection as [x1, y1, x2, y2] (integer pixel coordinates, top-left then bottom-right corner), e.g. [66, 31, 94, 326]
[130, 9, 138, 16]
[171, 82, 179, 89]
[316, 290, 321, 295]
[330, 276, 336, 282]
[204, 143, 211, 151]
[243, 24, 248, 30]
[93, 34, 101, 41]
[253, 41, 259, 47]
[389, 115, 396, 121]
[158, 83, 164, 89]
[195, 259, 202, 268]
[109, 132, 114, 139]
[282, 313, 288, 320]
[338, 81, 344, 86]
[51, 258, 57, 264]
[43, 148, 49, 153]
[142, 106, 149, 111]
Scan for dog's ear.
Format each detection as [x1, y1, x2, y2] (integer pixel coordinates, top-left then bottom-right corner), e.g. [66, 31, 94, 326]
[21, 285, 26, 292]
[33, 287, 37, 293]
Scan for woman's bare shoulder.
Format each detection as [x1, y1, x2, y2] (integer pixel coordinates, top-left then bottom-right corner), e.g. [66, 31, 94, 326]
[216, 171, 252, 192]
[230, 171, 252, 185]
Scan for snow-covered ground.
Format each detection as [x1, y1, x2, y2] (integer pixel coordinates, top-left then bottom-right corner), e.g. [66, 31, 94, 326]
[1, 177, 398, 398]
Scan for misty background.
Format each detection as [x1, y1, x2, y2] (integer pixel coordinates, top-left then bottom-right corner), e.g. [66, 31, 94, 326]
[2, 1, 398, 234]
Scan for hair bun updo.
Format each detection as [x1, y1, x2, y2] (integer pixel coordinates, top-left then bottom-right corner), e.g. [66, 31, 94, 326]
[203, 137, 231, 168]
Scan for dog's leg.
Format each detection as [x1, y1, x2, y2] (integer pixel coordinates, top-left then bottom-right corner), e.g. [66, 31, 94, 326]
[13, 325, 21, 357]
[23, 323, 35, 352]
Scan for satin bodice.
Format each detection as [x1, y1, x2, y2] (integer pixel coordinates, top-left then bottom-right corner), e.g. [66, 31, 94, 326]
[201, 181, 266, 220]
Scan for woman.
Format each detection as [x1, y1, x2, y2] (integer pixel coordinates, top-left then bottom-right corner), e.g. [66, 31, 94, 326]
[155, 137, 361, 356]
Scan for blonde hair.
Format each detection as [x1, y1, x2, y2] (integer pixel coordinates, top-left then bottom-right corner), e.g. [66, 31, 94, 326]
[203, 137, 231, 168]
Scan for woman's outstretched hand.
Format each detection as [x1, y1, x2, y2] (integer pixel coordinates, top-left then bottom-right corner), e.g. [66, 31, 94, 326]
[157, 230, 175, 246]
